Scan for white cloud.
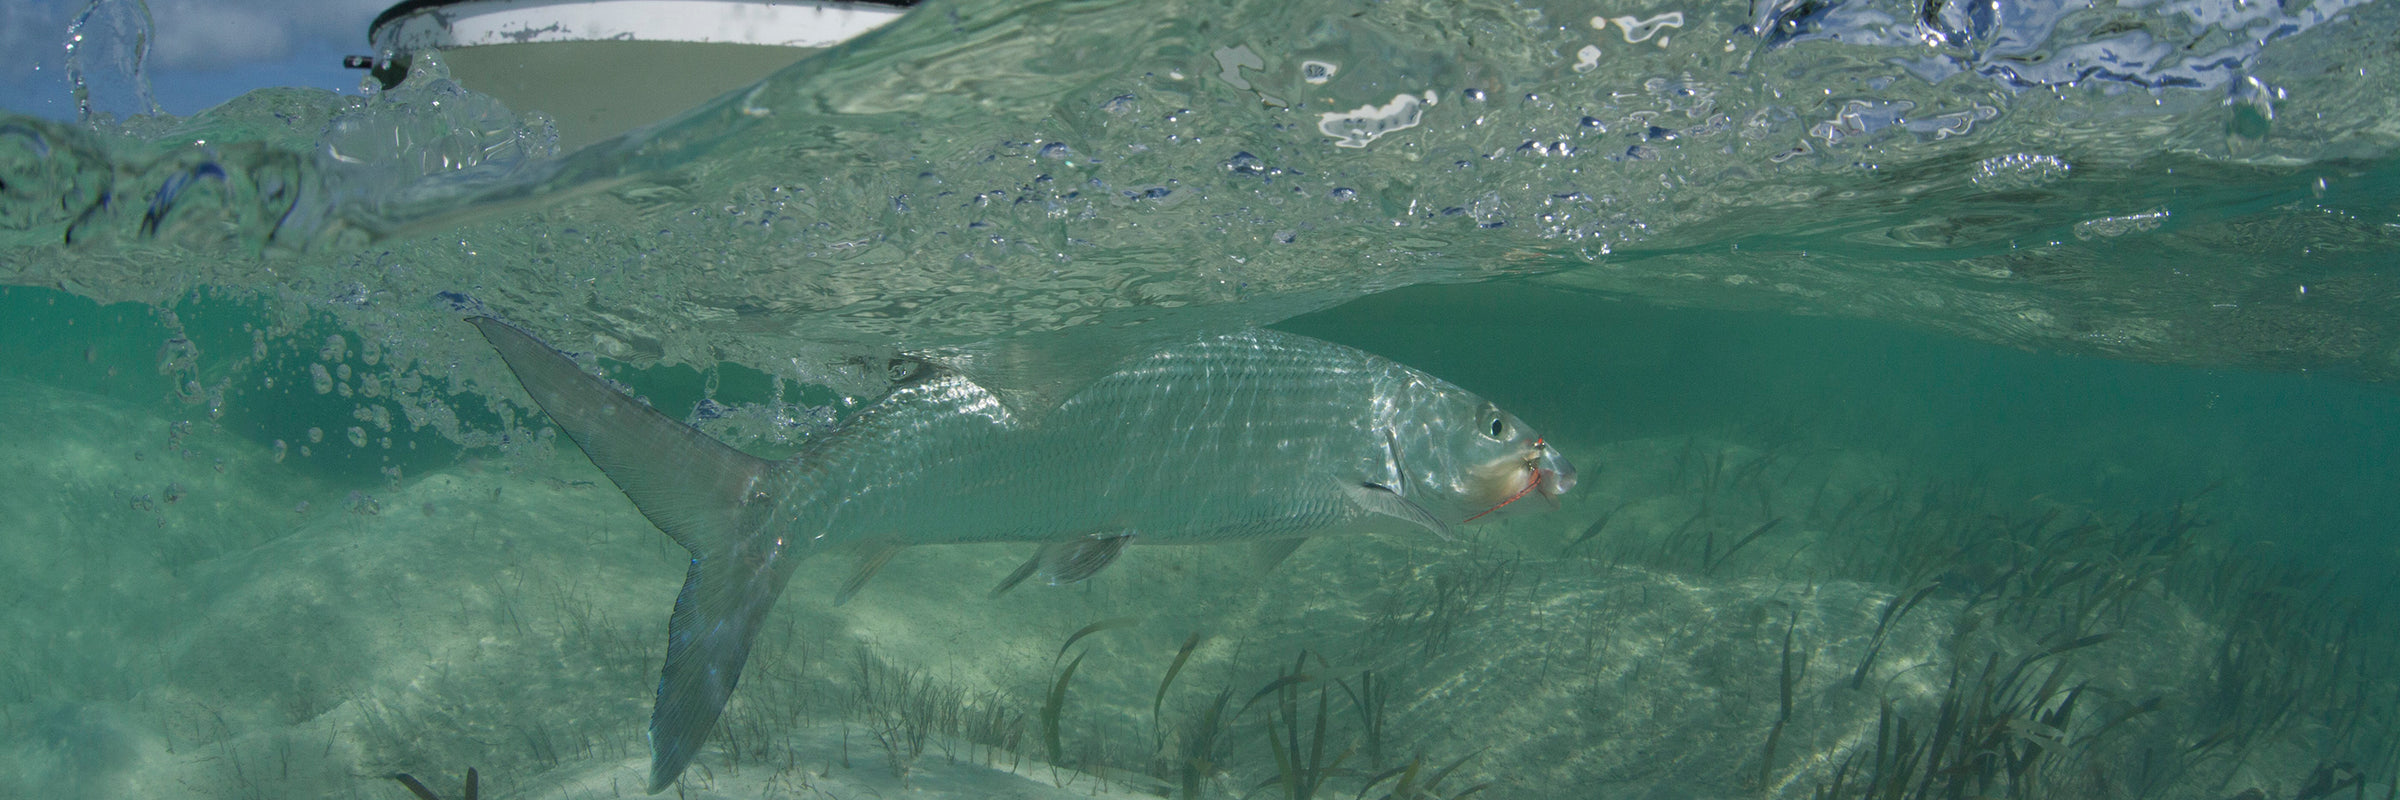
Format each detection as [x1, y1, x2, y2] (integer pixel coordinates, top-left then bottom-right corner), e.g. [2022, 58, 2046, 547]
[146, 0, 389, 71]
[2, 0, 395, 116]
[0, 0, 390, 78]
[148, 5, 293, 69]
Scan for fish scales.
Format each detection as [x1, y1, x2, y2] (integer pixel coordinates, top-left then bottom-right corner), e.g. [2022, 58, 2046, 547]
[467, 319, 1574, 793]
[795, 332, 1410, 547]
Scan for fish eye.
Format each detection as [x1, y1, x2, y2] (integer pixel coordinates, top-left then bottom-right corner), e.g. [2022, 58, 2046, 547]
[1488, 418, 1508, 439]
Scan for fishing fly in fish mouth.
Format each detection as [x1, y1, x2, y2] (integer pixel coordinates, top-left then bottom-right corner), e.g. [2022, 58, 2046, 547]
[467, 317, 1575, 793]
[1464, 442, 1564, 519]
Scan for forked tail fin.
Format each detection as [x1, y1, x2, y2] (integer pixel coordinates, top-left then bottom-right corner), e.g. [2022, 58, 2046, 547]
[469, 317, 788, 793]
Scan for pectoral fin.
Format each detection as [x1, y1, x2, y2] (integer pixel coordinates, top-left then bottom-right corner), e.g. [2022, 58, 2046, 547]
[991, 532, 1137, 597]
[1340, 480, 1456, 541]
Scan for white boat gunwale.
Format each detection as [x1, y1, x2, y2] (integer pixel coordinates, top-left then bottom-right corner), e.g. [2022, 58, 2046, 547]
[368, 0, 922, 52]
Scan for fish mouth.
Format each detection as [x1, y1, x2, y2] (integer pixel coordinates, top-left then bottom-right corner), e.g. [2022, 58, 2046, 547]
[1537, 442, 1577, 501]
[1464, 439, 1575, 522]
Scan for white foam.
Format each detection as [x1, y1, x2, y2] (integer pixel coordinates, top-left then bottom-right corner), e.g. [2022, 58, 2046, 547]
[1318, 93, 1428, 148]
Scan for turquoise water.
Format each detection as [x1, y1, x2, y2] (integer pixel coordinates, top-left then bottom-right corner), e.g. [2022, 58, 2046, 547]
[4, 0, 2399, 797]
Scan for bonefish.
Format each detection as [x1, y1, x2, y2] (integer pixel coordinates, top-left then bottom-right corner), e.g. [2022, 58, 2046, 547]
[468, 317, 1575, 792]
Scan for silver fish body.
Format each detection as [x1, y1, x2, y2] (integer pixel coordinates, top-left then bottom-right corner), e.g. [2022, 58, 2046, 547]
[469, 320, 1573, 793]
[794, 330, 1572, 547]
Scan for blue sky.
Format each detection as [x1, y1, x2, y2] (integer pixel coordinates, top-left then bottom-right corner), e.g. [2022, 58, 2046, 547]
[1, 0, 390, 119]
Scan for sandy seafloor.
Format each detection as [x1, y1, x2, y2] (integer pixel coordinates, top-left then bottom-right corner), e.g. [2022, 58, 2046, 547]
[4, 289, 2391, 800]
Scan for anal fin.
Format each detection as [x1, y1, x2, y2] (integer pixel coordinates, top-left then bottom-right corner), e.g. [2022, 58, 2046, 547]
[834, 540, 906, 606]
[1247, 538, 1307, 575]
[990, 532, 1136, 597]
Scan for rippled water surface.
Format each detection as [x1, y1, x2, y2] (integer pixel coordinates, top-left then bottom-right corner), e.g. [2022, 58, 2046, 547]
[3, 0, 2398, 797]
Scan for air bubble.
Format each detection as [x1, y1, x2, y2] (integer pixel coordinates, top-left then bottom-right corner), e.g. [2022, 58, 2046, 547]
[1970, 153, 2069, 189]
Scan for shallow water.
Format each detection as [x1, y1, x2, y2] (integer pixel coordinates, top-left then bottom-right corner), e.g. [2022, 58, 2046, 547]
[3, 0, 2398, 797]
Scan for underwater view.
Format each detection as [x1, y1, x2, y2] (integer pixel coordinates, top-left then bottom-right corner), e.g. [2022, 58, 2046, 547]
[5, 0, 2400, 797]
